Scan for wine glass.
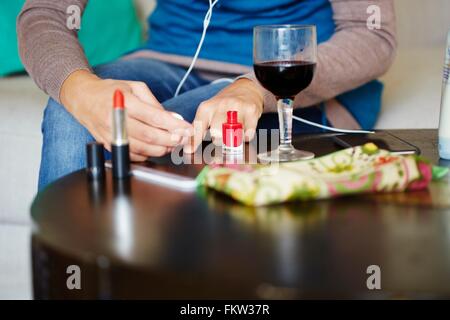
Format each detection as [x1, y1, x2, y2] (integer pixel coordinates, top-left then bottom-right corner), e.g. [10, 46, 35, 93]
[254, 25, 317, 162]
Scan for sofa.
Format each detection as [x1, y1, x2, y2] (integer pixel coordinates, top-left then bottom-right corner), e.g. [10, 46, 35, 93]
[0, 0, 448, 299]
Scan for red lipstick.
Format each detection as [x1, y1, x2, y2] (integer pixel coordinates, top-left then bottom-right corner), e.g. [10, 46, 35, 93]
[222, 110, 243, 154]
[112, 90, 130, 179]
[114, 89, 125, 110]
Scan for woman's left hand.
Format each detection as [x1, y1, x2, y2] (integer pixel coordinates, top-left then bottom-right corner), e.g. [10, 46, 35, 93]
[184, 78, 264, 153]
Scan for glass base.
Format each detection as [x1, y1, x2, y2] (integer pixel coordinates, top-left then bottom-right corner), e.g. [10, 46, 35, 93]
[258, 147, 315, 163]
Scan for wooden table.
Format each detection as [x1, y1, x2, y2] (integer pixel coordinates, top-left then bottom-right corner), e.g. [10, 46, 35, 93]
[31, 130, 450, 299]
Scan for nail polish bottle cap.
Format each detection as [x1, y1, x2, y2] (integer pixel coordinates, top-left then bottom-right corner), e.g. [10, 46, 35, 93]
[86, 142, 106, 180]
[222, 110, 243, 148]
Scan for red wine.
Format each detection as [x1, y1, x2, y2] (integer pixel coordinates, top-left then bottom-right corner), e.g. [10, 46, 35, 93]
[253, 61, 316, 99]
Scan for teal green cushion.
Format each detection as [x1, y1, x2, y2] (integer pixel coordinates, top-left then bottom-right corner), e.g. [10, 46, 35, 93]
[0, 0, 143, 77]
[0, 1, 24, 76]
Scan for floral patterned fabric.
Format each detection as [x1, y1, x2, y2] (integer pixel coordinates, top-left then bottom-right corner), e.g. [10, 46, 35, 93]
[197, 144, 449, 206]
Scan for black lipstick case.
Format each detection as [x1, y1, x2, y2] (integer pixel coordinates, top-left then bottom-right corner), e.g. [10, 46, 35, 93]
[112, 144, 130, 179]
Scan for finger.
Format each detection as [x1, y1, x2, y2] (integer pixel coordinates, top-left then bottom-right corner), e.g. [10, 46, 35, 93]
[126, 81, 185, 121]
[125, 81, 164, 110]
[243, 106, 260, 141]
[97, 124, 146, 161]
[127, 118, 182, 147]
[209, 109, 228, 145]
[129, 137, 169, 158]
[95, 128, 112, 152]
[130, 153, 148, 162]
[184, 102, 212, 154]
[126, 93, 193, 133]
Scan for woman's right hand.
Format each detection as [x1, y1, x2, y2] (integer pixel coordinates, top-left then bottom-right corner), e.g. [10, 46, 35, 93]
[60, 70, 193, 162]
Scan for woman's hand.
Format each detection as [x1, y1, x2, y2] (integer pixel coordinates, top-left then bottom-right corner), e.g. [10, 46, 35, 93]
[184, 78, 264, 153]
[61, 70, 193, 162]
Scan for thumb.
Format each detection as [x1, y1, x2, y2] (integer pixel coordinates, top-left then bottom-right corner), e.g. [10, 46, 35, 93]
[125, 81, 164, 110]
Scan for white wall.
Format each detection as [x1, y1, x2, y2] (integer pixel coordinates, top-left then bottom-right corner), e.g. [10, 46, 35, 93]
[378, 0, 450, 129]
[395, 0, 450, 48]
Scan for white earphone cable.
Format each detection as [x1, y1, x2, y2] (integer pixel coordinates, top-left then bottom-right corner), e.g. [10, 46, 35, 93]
[292, 115, 374, 134]
[174, 0, 219, 97]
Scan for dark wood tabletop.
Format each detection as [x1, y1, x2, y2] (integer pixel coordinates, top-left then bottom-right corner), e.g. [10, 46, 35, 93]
[31, 130, 450, 299]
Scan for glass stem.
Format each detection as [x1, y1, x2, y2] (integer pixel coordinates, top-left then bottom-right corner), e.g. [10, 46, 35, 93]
[277, 98, 294, 152]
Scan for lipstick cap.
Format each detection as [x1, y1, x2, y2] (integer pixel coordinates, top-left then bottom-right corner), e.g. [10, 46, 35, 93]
[86, 142, 105, 180]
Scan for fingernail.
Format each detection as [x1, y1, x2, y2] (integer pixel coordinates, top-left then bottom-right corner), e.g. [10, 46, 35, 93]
[171, 112, 184, 121]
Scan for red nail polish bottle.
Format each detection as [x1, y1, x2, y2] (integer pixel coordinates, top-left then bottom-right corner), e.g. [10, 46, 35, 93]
[222, 110, 243, 154]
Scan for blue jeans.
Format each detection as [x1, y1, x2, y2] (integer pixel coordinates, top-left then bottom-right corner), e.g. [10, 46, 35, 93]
[38, 57, 325, 190]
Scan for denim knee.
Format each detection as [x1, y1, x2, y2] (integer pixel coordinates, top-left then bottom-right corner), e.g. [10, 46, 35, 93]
[163, 81, 229, 122]
[38, 98, 94, 190]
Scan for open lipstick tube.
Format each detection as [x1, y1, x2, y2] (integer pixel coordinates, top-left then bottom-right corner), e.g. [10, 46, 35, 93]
[112, 90, 131, 179]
